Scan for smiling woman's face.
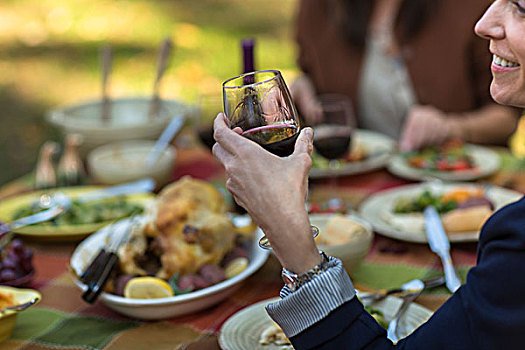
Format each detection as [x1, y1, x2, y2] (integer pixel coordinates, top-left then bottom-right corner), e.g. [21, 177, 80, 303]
[475, 0, 525, 108]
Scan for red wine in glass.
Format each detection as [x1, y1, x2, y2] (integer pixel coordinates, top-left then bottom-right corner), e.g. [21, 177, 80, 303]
[243, 124, 299, 157]
[313, 125, 352, 160]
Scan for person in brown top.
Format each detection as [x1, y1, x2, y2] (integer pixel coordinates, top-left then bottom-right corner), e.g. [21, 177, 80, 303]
[291, 0, 521, 151]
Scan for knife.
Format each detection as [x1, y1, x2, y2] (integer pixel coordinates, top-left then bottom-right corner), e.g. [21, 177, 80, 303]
[424, 205, 461, 293]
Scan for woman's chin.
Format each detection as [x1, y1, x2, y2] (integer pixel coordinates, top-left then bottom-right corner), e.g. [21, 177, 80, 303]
[490, 80, 525, 108]
[490, 83, 512, 106]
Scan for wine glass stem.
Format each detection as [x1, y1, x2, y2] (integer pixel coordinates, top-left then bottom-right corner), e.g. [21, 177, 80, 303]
[328, 160, 339, 191]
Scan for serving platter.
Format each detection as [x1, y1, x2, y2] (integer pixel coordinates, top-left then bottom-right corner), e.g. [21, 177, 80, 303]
[359, 182, 522, 243]
[387, 144, 501, 182]
[219, 292, 433, 349]
[70, 216, 269, 320]
[309, 129, 394, 179]
[0, 187, 154, 241]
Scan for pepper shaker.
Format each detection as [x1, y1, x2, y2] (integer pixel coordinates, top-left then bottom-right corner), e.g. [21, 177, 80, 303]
[57, 134, 85, 186]
[34, 141, 58, 190]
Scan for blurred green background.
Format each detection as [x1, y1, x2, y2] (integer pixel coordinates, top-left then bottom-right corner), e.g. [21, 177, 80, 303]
[0, 0, 298, 185]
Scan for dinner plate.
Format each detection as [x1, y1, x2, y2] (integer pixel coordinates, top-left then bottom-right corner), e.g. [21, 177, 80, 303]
[309, 129, 394, 179]
[219, 292, 433, 349]
[387, 144, 501, 181]
[359, 182, 522, 243]
[70, 217, 269, 320]
[0, 187, 154, 241]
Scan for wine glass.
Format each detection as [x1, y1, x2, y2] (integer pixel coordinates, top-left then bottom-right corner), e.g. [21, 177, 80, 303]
[312, 94, 355, 208]
[222, 70, 318, 249]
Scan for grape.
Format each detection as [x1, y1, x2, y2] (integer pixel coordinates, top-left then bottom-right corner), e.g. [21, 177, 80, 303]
[0, 269, 16, 282]
[0, 238, 34, 281]
[10, 239, 24, 255]
[22, 249, 33, 261]
[20, 256, 33, 273]
[3, 256, 18, 270]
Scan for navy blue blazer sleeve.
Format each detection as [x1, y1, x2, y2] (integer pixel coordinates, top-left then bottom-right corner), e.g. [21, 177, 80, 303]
[290, 196, 525, 350]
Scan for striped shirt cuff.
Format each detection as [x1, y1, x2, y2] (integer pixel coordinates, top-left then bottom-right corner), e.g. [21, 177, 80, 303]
[265, 257, 356, 338]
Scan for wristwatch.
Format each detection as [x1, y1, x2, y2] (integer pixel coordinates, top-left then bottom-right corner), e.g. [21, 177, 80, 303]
[281, 251, 329, 292]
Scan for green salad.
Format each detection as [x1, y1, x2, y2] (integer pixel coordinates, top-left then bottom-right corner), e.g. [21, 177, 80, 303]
[393, 190, 457, 214]
[12, 197, 143, 226]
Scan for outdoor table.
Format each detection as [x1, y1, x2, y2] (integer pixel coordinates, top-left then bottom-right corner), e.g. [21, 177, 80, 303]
[0, 142, 523, 350]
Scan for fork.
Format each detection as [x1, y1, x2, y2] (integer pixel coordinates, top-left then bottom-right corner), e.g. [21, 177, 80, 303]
[387, 291, 421, 343]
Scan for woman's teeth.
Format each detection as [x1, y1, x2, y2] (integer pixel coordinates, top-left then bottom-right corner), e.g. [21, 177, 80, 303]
[493, 54, 520, 68]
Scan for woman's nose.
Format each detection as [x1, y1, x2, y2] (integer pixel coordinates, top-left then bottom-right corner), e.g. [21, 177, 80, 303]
[475, 1, 505, 40]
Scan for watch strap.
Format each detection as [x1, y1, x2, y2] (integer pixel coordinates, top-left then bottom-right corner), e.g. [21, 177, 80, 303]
[281, 251, 329, 292]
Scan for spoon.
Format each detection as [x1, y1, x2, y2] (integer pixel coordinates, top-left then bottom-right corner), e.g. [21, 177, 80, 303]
[100, 44, 112, 123]
[149, 37, 173, 118]
[38, 178, 156, 211]
[0, 297, 40, 314]
[144, 116, 185, 167]
[0, 192, 72, 236]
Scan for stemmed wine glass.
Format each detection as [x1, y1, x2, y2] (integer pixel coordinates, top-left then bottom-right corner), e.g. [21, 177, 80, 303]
[222, 70, 319, 249]
[312, 94, 355, 206]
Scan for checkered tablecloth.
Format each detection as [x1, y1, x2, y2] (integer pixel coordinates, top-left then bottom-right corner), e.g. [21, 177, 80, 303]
[1, 143, 522, 349]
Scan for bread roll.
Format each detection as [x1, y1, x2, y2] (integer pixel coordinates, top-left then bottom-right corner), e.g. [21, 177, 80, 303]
[442, 206, 492, 233]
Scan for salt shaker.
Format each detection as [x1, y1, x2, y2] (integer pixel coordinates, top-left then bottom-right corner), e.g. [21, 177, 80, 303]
[57, 134, 85, 186]
[34, 141, 58, 190]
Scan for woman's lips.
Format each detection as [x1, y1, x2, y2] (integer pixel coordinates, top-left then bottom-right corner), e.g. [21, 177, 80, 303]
[492, 54, 520, 73]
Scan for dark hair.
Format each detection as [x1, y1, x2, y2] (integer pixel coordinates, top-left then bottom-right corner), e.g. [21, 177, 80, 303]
[333, 0, 442, 48]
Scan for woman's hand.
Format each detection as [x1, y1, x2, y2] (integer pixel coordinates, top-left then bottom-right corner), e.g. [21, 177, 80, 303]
[212, 113, 320, 273]
[290, 75, 323, 125]
[399, 105, 459, 151]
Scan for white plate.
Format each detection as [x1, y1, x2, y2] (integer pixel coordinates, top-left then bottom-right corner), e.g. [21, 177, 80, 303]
[70, 216, 269, 320]
[309, 129, 394, 179]
[359, 183, 522, 243]
[388, 144, 501, 181]
[219, 293, 433, 349]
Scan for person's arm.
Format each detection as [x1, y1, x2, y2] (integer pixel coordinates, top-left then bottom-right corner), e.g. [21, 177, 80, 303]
[400, 30, 521, 151]
[212, 113, 320, 274]
[399, 103, 520, 151]
[281, 197, 525, 349]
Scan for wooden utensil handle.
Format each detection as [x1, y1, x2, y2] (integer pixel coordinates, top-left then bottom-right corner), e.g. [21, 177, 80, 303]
[82, 252, 118, 304]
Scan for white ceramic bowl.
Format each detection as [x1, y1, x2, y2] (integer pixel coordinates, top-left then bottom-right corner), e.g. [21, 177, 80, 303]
[70, 217, 269, 320]
[47, 97, 191, 155]
[87, 140, 176, 188]
[309, 213, 374, 273]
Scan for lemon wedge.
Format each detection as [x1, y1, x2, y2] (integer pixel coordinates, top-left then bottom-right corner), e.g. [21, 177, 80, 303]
[123, 277, 174, 299]
[225, 257, 249, 279]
